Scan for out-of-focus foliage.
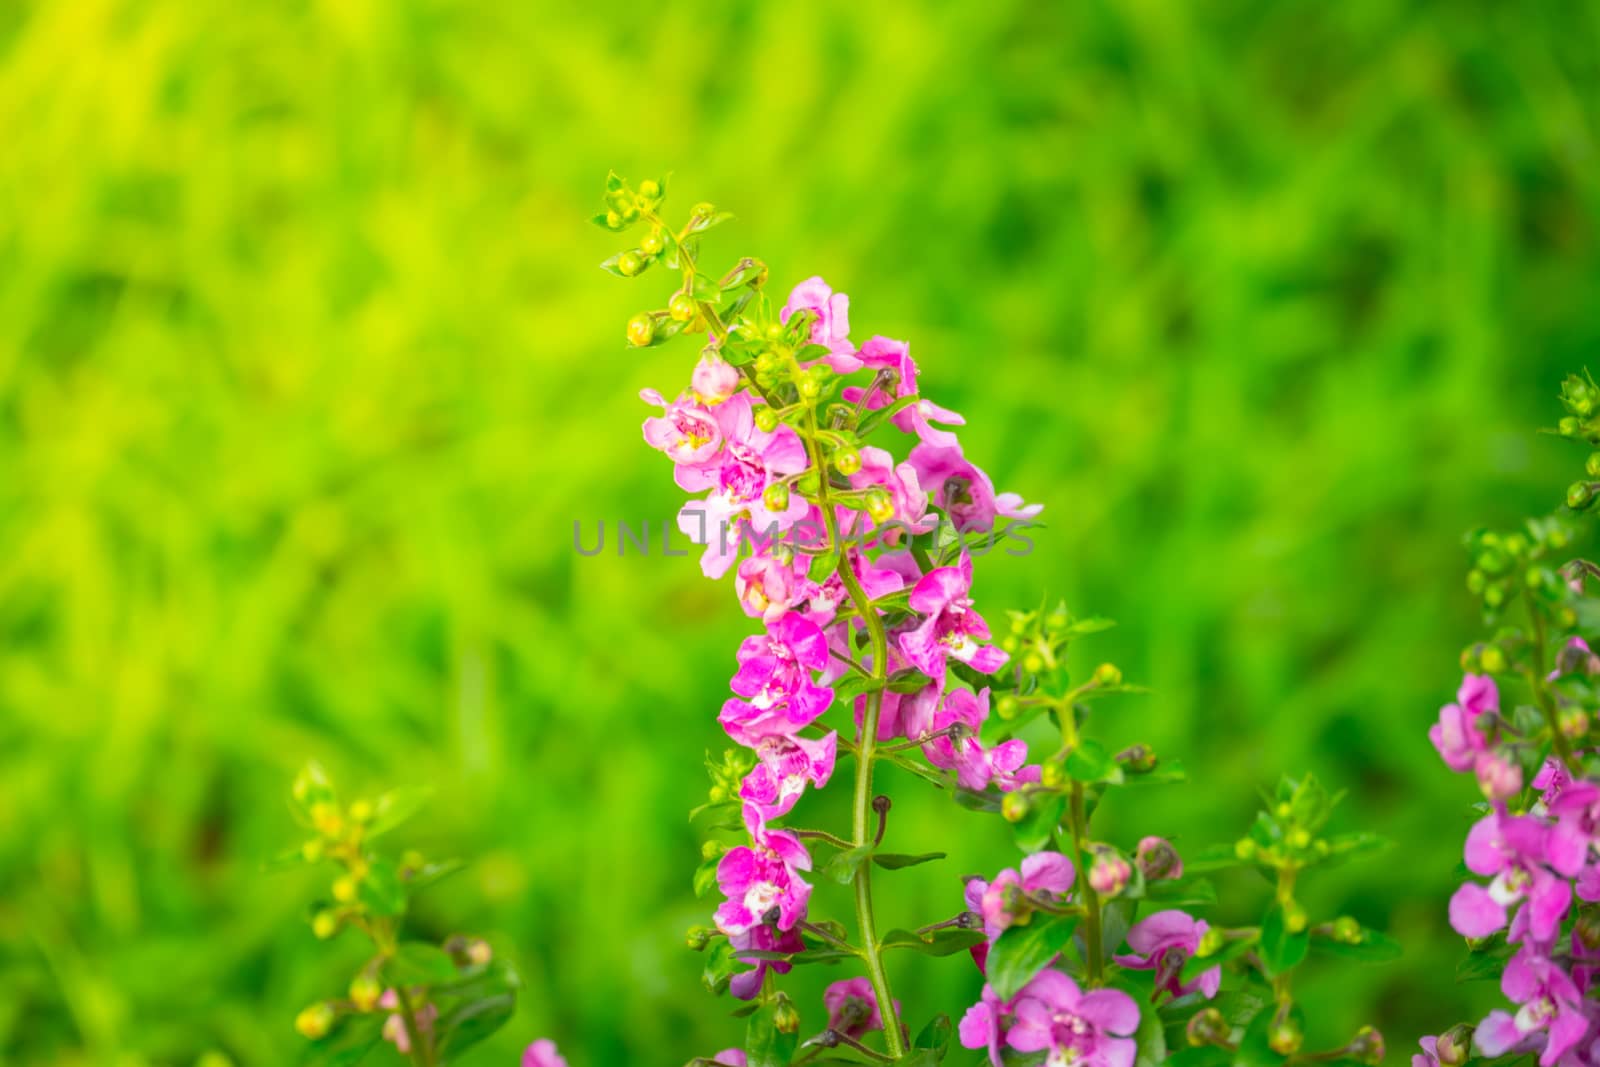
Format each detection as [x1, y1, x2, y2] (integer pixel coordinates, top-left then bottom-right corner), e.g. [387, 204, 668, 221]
[1, 0, 1597, 1063]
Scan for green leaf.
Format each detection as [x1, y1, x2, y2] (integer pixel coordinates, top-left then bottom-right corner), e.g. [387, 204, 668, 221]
[358, 857, 406, 918]
[988, 913, 1080, 1000]
[385, 941, 459, 986]
[823, 845, 872, 885]
[404, 858, 464, 892]
[1257, 903, 1309, 978]
[913, 1014, 953, 1055]
[1310, 927, 1401, 963]
[605, 170, 624, 192]
[702, 939, 738, 995]
[745, 1003, 798, 1067]
[1140, 876, 1218, 907]
[1121, 759, 1188, 787]
[694, 855, 721, 898]
[1321, 832, 1392, 865]
[1231, 1004, 1286, 1067]
[872, 851, 946, 871]
[880, 927, 986, 956]
[1065, 741, 1122, 785]
[367, 786, 431, 838]
[1132, 992, 1166, 1067]
[833, 673, 886, 703]
[1011, 792, 1066, 852]
[1184, 843, 1250, 873]
[433, 989, 516, 1061]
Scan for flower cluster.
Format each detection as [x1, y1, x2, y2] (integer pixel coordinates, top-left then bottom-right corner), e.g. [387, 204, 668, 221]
[1418, 379, 1600, 1067]
[571, 172, 1398, 1067]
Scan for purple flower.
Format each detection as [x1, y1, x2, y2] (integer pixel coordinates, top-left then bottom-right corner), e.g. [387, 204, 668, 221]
[713, 808, 813, 935]
[909, 442, 1042, 533]
[708, 1051, 747, 1067]
[1114, 910, 1221, 1001]
[1449, 812, 1575, 944]
[824, 977, 896, 1037]
[898, 553, 1009, 684]
[959, 985, 1012, 1067]
[728, 924, 804, 1000]
[522, 1039, 568, 1067]
[965, 851, 1076, 939]
[1006, 970, 1140, 1067]
[923, 688, 1030, 791]
[1429, 674, 1497, 772]
[843, 336, 966, 448]
[739, 732, 838, 820]
[640, 388, 723, 467]
[1475, 949, 1590, 1066]
[719, 613, 835, 745]
[676, 394, 811, 578]
[780, 276, 860, 374]
[857, 673, 941, 744]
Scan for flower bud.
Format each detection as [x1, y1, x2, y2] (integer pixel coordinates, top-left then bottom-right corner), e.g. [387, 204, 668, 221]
[311, 910, 340, 940]
[1480, 644, 1507, 673]
[1562, 707, 1591, 741]
[797, 375, 822, 400]
[701, 839, 724, 861]
[1570, 482, 1595, 510]
[863, 487, 894, 524]
[626, 313, 654, 347]
[996, 694, 1020, 720]
[1001, 792, 1030, 823]
[1195, 926, 1225, 958]
[693, 354, 741, 405]
[348, 799, 373, 823]
[310, 802, 343, 838]
[640, 229, 664, 256]
[332, 876, 359, 904]
[1436, 1025, 1473, 1067]
[692, 201, 715, 219]
[348, 974, 382, 1012]
[1040, 761, 1066, 788]
[1268, 1016, 1304, 1056]
[1117, 744, 1157, 774]
[686, 925, 712, 951]
[796, 471, 820, 496]
[638, 179, 662, 200]
[1347, 1025, 1385, 1066]
[1332, 915, 1363, 943]
[1135, 836, 1183, 881]
[302, 838, 325, 862]
[773, 993, 800, 1035]
[604, 210, 623, 229]
[465, 938, 492, 965]
[762, 482, 791, 513]
[1475, 751, 1523, 802]
[1465, 569, 1486, 594]
[1574, 907, 1600, 950]
[1234, 838, 1257, 861]
[833, 447, 861, 475]
[1283, 901, 1309, 934]
[295, 1002, 336, 1040]
[1093, 662, 1122, 687]
[669, 291, 697, 323]
[1088, 846, 1131, 898]
[1186, 1008, 1229, 1048]
[617, 251, 644, 277]
[1560, 416, 1582, 437]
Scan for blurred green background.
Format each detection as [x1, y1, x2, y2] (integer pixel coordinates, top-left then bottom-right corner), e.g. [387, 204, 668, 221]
[2, 0, 1599, 1062]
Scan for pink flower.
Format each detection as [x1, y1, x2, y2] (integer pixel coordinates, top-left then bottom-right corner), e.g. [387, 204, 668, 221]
[923, 688, 1030, 791]
[739, 732, 838, 820]
[1087, 846, 1132, 898]
[958, 985, 1013, 1067]
[843, 336, 965, 447]
[1429, 675, 1497, 773]
[378, 990, 437, 1055]
[1474, 949, 1590, 1066]
[692, 353, 742, 405]
[709, 1051, 747, 1067]
[1476, 751, 1523, 803]
[824, 977, 894, 1037]
[909, 442, 1041, 532]
[780, 276, 860, 373]
[719, 613, 836, 745]
[965, 852, 1076, 939]
[1005, 970, 1140, 1067]
[1134, 837, 1183, 881]
[640, 388, 722, 468]
[848, 446, 933, 536]
[523, 1039, 569, 1067]
[735, 549, 810, 623]
[677, 394, 811, 578]
[729, 924, 804, 1000]
[1449, 812, 1577, 944]
[713, 806, 813, 935]
[855, 673, 941, 743]
[1114, 910, 1221, 1001]
[898, 553, 1009, 684]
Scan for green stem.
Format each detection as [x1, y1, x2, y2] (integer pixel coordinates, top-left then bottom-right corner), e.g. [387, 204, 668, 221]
[1525, 590, 1579, 773]
[393, 984, 434, 1067]
[806, 407, 906, 1058]
[1068, 782, 1103, 984]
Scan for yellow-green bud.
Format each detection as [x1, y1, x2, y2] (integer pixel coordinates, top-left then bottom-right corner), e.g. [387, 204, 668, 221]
[302, 838, 325, 862]
[1288, 828, 1311, 849]
[753, 405, 779, 432]
[1480, 645, 1507, 673]
[701, 839, 724, 861]
[295, 1003, 336, 1040]
[332, 876, 359, 904]
[348, 799, 372, 823]
[1333, 916, 1363, 943]
[692, 201, 715, 219]
[638, 179, 662, 200]
[1001, 792, 1030, 823]
[1235, 838, 1257, 861]
[348, 974, 382, 1012]
[833, 447, 861, 476]
[311, 910, 340, 940]
[617, 251, 643, 277]
[1284, 901, 1309, 933]
[863, 487, 894, 524]
[686, 925, 712, 951]
[1196, 926, 1226, 958]
[668, 291, 696, 322]
[1186, 1008, 1229, 1048]
[996, 694, 1020, 720]
[640, 229, 664, 255]
[773, 993, 800, 1034]
[1268, 1017, 1304, 1056]
[1040, 762, 1066, 788]
[1570, 482, 1595, 510]
[1093, 662, 1122, 687]
[1348, 1025, 1385, 1066]
[605, 210, 623, 229]
[763, 483, 791, 513]
[626, 313, 654, 348]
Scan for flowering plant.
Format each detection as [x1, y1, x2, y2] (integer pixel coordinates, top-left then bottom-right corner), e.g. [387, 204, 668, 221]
[564, 172, 1398, 1067]
[1419, 375, 1600, 1067]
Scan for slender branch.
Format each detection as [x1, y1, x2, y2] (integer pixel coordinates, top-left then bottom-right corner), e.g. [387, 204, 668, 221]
[1068, 782, 1104, 985]
[392, 984, 434, 1067]
[1524, 589, 1579, 773]
[806, 406, 906, 1057]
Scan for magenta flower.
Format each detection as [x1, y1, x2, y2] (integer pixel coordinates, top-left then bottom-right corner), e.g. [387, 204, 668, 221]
[958, 984, 1013, 1067]
[1114, 910, 1221, 1001]
[640, 388, 723, 468]
[898, 553, 1009, 684]
[909, 442, 1042, 532]
[1006, 970, 1140, 1067]
[780, 276, 860, 373]
[824, 977, 896, 1038]
[713, 809, 813, 935]
[719, 613, 835, 745]
[803, 547, 907, 630]
[522, 1039, 569, 1067]
[923, 688, 1030, 791]
[1413, 1035, 1441, 1067]
[1135, 837, 1183, 881]
[965, 851, 1076, 939]
[1535, 757, 1576, 808]
[677, 394, 811, 578]
[1449, 812, 1575, 943]
[735, 549, 811, 623]
[691, 353, 742, 405]
[857, 674, 941, 744]
[728, 923, 804, 1000]
[1429, 674, 1497, 772]
[739, 732, 838, 820]
[1475, 949, 1590, 1066]
[708, 1050, 747, 1067]
[849, 445, 934, 537]
[843, 336, 966, 447]
[1476, 751, 1524, 803]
